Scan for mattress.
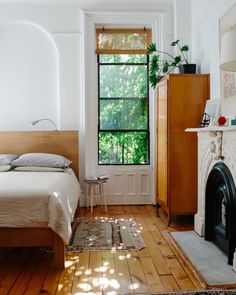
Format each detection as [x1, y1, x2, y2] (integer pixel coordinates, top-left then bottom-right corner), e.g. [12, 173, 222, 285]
[0, 168, 81, 244]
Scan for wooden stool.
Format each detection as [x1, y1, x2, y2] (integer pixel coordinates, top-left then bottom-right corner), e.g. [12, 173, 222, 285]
[84, 179, 108, 213]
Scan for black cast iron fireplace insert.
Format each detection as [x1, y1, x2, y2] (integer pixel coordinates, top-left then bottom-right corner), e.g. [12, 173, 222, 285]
[205, 162, 236, 265]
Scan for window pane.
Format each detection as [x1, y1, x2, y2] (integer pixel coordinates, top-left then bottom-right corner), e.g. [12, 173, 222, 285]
[99, 131, 149, 164]
[100, 65, 147, 98]
[99, 54, 147, 64]
[100, 98, 147, 130]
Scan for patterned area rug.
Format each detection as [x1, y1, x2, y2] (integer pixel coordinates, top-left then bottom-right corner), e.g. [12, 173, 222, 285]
[66, 217, 145, 252]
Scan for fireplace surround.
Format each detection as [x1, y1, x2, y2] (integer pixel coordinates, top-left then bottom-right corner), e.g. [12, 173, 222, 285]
[187, 126, 236, 267]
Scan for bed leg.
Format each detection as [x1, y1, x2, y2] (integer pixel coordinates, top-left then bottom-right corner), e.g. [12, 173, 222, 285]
[52, 234, 65, 269]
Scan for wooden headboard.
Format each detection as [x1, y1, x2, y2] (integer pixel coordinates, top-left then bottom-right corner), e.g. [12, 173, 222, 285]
[0, 131, 79, 178]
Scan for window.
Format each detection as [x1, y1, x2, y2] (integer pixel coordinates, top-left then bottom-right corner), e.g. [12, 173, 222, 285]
[97, 29, 151, 165]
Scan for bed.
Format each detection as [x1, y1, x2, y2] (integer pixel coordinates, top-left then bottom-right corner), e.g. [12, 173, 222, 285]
[0, 131, 80, 269]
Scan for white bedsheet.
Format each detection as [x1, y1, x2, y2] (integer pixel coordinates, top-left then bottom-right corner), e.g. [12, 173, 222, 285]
[0, 168, 81, 244]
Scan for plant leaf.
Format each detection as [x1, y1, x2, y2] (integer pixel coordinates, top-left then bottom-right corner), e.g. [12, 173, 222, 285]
[149, 74, 158, 88]
[151, 55, 159, 63]
[180, 45, 189, 51]
[173, 55, 182, 65]
[147, 43, 157, 54]
[170, 39, 179, 46]
[149, 55, 159, 74]
[162, 62, 169, 73]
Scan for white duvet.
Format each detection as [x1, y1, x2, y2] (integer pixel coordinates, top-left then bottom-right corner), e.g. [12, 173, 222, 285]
[0, 168, 81, 244]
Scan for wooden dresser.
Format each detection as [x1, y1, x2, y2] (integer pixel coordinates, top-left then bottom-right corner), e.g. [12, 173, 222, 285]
[156, 74, 210, 224]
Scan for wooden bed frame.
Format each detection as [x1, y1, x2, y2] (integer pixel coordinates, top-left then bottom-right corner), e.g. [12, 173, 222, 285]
[0, 131, 79, 269]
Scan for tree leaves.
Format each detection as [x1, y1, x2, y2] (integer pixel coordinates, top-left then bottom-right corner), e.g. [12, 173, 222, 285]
[98, 54, 149, 164]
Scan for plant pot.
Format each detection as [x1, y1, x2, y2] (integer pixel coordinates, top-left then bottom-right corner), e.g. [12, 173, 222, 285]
[178, 64, 196, 74]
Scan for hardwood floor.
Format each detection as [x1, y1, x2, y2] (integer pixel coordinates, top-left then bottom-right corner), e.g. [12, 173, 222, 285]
[0, 205, 212, 294]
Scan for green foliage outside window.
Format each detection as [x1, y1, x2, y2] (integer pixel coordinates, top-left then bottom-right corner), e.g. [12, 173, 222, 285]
[98, 54, 149, 165]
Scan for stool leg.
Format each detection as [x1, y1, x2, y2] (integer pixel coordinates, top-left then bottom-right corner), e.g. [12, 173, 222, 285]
[86, 184, 90, 210]
[101, 183, 107, 211]
[90, 185, 94, 214]
[99, 184, 103, 208]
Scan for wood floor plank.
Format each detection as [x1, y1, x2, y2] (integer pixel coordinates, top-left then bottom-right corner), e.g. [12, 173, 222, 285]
[87, 251, 103, 294]
[40, 267, 61, 295]
[114, 251, 133, 294]
[132, 215, 152, 258]
[123, 206, 134, 216]
[23, 249, 52, 295]
[140, 257, 165, 293]
[153, 230, 175, 257]
[8, 249, 39, 295]
[56, 253, 77, 295]
[0, 205, 203, 294]
[101, 255, 118, 294]
[163, 231, 203, 290]
[165, 255, 195, 291]
[71, 252, 90, 294]
[147, 206, 168, 231]
[0, 248, 30, 295]
[160, 274, 181, 292]
[109, 205, 124, 216]
[126, 251, 149, 293]
[139, 230, 171, 275]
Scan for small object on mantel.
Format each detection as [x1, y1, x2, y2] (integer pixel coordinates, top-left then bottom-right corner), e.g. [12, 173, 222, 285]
[218, 116, 227, 126]
[231, 119, 236, 126]
[200, 113, 210, 128]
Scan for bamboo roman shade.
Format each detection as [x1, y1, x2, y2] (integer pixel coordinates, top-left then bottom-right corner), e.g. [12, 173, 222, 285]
[96, 28, 151, 54]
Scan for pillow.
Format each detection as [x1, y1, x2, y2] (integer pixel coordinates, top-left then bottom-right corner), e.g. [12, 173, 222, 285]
[13, 166, 66, 172]
[0, 165, 12, 172]
[11, 153, 72, 168]
[0, 154, 18, 165]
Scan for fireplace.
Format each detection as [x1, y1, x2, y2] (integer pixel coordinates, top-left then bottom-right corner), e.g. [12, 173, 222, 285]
[185, 127, 236, 269]
[205, 162, 236, 265]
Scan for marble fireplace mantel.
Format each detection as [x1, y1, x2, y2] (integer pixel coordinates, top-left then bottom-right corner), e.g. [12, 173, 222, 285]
[186, 126, 236, 133]
[186, 126, 236, 236]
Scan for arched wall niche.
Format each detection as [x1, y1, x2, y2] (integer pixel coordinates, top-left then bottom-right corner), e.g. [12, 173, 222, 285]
[0, 20, 60, 131]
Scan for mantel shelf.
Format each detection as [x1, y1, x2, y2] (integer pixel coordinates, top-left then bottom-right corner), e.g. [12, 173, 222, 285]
[185, 126, 236, 132]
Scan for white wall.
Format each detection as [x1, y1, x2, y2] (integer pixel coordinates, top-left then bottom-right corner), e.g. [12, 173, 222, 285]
[0, 1, 175, 134]
[173, 0, 192, 60]
[0, 4, 80, 131]
[191, 0, 236, 101]
[0, 1, 174, 205]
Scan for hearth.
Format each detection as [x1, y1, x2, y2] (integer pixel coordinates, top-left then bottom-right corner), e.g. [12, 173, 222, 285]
[186, 127, 236, 269]
[205, 162, 236, 265]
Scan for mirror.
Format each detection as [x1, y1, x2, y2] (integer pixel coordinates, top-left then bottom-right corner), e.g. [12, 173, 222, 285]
[220, 3, 236, 117]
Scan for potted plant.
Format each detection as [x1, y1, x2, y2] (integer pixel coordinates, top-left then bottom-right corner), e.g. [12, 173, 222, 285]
[147, 40, 196, 88]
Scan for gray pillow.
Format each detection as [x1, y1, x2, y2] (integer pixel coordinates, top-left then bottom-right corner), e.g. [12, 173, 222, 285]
[11, 153, 72, 168]
[0, 154, 18, 165]
[0, 165, 12, 172]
